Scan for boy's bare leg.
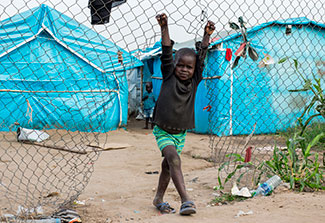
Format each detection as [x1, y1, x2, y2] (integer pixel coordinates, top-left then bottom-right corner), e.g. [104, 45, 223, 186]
[150, 118, 154, 129]
[153, 158, 170, 206]
[161, 145, 190, 203]
[144, 118, 149, 129]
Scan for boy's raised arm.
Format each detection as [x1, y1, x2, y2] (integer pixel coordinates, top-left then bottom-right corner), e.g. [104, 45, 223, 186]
[156, 13, 171, 46]
[196, 20, 215, 80]
[201, 20, 215, 48]
[156, 13, 174, 79]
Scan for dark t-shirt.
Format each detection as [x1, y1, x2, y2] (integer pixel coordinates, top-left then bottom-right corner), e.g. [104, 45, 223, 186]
[152, 41, 208, 133]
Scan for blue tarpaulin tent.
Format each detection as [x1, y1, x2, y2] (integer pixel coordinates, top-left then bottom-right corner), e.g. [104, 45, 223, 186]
[209, 17, 325, 136]
[141, 17, 325, 135]
[0, 4, 143, 132]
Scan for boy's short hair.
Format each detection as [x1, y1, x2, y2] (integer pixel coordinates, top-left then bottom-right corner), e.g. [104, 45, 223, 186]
[175, 48, 197, 64]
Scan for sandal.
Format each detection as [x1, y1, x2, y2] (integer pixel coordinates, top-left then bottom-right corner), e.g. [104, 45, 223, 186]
[155, 202, 176, 214]
[179, 201, 196, 215]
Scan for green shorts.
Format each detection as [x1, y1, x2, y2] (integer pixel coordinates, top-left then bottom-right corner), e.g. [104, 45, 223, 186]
[152, 125, 187, 155]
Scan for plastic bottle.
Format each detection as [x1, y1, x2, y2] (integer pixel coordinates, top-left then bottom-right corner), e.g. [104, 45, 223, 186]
[252, 175, 282, 197]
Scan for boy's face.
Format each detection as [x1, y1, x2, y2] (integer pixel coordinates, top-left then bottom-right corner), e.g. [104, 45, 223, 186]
[146, 84, 152, 92]
[175, 55, 196, 81]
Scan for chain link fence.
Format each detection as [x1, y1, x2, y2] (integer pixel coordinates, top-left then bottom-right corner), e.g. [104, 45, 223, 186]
[204, 1, 325, 188]
[0, 0, 324, 221]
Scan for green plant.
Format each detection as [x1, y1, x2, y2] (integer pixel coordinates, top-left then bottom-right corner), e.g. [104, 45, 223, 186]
[210, 192, 248, 205]
[278, 123, 325, 151]
[264, 58, 325, 191]
[216, 58, 325, 193]
[217, 133, 325, 192]
[217, 153, 265, 190]
[265, 132, 325, 191]
[229, 16, 259, 69]
[278, 58, 325, 136]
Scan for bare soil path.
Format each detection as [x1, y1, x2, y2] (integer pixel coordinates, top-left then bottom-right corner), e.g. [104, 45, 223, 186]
[75, 120, 325, 223]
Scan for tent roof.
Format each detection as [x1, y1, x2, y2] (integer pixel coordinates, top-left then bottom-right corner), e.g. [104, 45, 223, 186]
[210, 17, 325, 47]
[0, 4, 143, 73]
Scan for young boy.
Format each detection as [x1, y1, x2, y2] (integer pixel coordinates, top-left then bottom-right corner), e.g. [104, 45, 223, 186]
[142, 82, 155, 129]
[152, 13, 215, 215]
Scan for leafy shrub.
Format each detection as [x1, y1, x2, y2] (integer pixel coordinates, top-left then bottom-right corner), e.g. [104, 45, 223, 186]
[265, 133, 325, 191]
[216, 58, 325, 192]
[279, 58, 325, 136]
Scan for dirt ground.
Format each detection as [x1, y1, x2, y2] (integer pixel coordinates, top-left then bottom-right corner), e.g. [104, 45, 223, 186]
[73, 119, 325, 223]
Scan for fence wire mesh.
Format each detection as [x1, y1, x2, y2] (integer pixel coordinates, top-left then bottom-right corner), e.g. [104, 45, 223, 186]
[0, 0, 324, 221]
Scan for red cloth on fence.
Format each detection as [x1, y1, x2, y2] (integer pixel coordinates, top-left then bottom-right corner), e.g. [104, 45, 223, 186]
[225, 48, 232, 61]
[244, 147, 252, 163]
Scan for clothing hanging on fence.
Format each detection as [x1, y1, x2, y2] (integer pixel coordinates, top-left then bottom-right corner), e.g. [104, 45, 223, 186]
[88, 0, 127, 24]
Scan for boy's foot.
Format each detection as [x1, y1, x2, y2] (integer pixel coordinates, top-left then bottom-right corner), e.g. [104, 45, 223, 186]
[155, 202, 176, 214]
[179, 201, 196, 215]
